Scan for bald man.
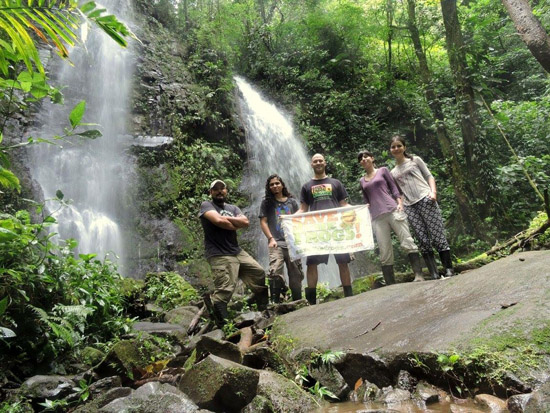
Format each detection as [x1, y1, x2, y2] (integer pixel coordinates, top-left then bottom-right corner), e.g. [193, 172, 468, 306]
[297, 154, 353, 304]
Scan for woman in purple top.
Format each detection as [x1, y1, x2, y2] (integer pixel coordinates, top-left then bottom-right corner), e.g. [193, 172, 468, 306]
[358, 150, 425, 285]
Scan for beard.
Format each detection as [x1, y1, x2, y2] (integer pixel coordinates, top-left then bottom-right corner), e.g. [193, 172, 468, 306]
[212, 196, 226, 206]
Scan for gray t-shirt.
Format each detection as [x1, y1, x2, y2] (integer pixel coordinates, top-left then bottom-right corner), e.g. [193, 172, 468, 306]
[390, 156, 433, 206]
[199, 201, 242, 258]
[300, 177, 348, 211]
[259, 197, 300, 247]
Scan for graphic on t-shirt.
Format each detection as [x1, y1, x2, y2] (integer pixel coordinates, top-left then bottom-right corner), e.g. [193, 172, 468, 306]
[274, 202, 293, 233]
[220, 209, 235, 217]
[311, 184, 333, 200]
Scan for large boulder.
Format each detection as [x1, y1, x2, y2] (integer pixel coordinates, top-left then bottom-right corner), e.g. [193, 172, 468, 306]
[251, 370, 319, 413]
[309, 364, 350, 401]
[178, 355, 259, 411]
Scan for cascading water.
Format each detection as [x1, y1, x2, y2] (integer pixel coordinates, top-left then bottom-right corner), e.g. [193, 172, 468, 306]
[235, 76, 344, 287]
[28, 0, 135, 274]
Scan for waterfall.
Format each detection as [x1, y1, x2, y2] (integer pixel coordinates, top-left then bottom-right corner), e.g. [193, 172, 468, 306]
[28, 0, 135, 274]
[235, 76, 344, 288]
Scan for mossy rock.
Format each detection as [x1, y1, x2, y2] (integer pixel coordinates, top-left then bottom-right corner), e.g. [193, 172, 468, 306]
[97, 336, 160, 379]
[80, 346, 106, 367]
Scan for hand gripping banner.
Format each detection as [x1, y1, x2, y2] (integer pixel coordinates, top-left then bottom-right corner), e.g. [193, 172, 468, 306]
[279, 205, 375, 261]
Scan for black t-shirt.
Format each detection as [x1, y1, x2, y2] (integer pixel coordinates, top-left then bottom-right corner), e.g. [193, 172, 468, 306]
[300, 177, 348, 211]
[199, 201, 242, 258]
[259, 197, 300, 247]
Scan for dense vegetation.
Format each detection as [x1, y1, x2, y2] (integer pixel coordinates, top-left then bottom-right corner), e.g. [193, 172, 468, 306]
[145, 0, 550, 256]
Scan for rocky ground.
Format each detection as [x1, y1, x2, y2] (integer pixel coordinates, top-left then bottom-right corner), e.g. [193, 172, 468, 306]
[6, 250, 550, 412]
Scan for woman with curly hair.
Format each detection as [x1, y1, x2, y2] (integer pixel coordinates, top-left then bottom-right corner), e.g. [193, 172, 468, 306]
[259, 174, 304, 302]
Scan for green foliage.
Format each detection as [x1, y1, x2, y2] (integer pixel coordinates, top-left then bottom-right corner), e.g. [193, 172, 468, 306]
[0, 205, 132, 378]
[308, 381, 339, 400]
[143, 271, 199, 311]
[315, 282, 332, 302]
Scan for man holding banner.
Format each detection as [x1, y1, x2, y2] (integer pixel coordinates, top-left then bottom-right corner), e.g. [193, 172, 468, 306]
[295, 154, 355, 304]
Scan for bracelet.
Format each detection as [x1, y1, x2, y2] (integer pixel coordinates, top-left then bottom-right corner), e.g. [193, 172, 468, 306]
[268, 237, 274, 240]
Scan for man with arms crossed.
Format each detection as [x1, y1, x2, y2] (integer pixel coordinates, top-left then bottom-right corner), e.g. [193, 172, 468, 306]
[297, 154, 353, 304]
[199, 179, 268, 327]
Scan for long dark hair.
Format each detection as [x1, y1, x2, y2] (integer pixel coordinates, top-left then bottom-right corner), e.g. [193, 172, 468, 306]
[390, 135, 413, 160]
[264, 174, 291, 203]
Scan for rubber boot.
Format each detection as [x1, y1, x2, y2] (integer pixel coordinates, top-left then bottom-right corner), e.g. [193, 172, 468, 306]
[269, 278, 282, 304]
[423, 252, 440, 280]
[381, 265, 396, 285]
[408, 253, 425, 282]
[343, 285, 353, 297]
[290, 287, 302, 301]
[255, 288, 269, 310]
[212, 301, 228, 328]
[439, 249, 455, 277]
[305, 287, 317, 305]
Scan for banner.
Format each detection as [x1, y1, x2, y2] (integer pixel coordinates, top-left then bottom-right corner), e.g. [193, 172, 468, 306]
[280, 205, 375, 261]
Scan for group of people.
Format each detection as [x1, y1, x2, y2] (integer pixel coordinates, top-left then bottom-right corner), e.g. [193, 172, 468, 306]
[199, 135, 454, 326]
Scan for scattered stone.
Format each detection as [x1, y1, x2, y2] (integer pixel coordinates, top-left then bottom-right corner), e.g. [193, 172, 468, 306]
[474, 393, 508, 412]
[525, 381, 550, 412]
[450, 405, 485, 413]
[352, 379, 381, 402]
[100, 382, 199, 412]
[20, 375, 75, 400]
[164, 306, 200, 328]
[310, 363, 350, 400]
[507, 393, 531, 412]
[396, 370, 417, 393]
[415, 381, 439, 404]
[178, 355, 259, 411]
[88, 376, 122, 398]
[241, 395, 273, 413]
[252, 370, 319, 413]
[376, 386, 411, 404]
[272, 299, 309, 315]
[333, 352, 393, 389]
[73, 387, 132, 413]
[242, 343, 287, 373]
[195, 334, 243, 364]
[234, 311, 263, 328]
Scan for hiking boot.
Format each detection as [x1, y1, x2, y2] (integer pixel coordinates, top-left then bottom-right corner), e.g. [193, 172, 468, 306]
[212, 301, 228, 328]
[381, 265, 396, 285]
[290, 287, 302, 301]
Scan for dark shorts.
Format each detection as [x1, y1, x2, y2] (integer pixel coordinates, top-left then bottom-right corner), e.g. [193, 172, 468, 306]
[306, 253, 351, 265]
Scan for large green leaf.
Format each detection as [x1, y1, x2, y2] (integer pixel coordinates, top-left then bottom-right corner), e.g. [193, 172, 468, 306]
[0, 166, 20, 191]
[69, 100, 86, 128]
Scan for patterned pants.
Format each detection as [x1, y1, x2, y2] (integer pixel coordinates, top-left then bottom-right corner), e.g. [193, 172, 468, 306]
[405, 196, 450, 255]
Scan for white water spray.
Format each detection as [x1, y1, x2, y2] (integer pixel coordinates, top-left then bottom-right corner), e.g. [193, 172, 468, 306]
[28, 0, 135, 273]
[235, 76, 344, 288]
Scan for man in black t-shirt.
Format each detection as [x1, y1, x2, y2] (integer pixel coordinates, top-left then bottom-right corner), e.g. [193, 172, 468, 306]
[199, 179, 268, 326]
[297, 154, 353, 304]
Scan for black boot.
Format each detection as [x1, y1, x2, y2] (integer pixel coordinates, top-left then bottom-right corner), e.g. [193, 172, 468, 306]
[439, 250, 455, 277]
[343, 285, 353, 297]
[212, 301, 228, 328]
[408, 253, 425, 282]
[422, 252, 440, 280]
[269, 279, 282, 304]
[255, 288, 269, 310]
[381, 265, 396, 285]
[305, 287, 316, 305]
[290, 287, 302, 301]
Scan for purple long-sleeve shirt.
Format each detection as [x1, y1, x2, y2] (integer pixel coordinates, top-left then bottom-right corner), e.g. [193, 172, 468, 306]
[359, 167, 401, 220]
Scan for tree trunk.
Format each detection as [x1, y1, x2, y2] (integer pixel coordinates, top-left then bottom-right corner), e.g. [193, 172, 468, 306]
[502, 0, 550, 73]
[406, 0, 482, 236]
[440, 0, 493, 218]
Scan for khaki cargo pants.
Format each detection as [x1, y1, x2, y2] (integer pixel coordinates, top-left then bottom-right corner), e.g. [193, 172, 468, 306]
[268, 246, 304, 290]
[208, 250, 266, 304]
